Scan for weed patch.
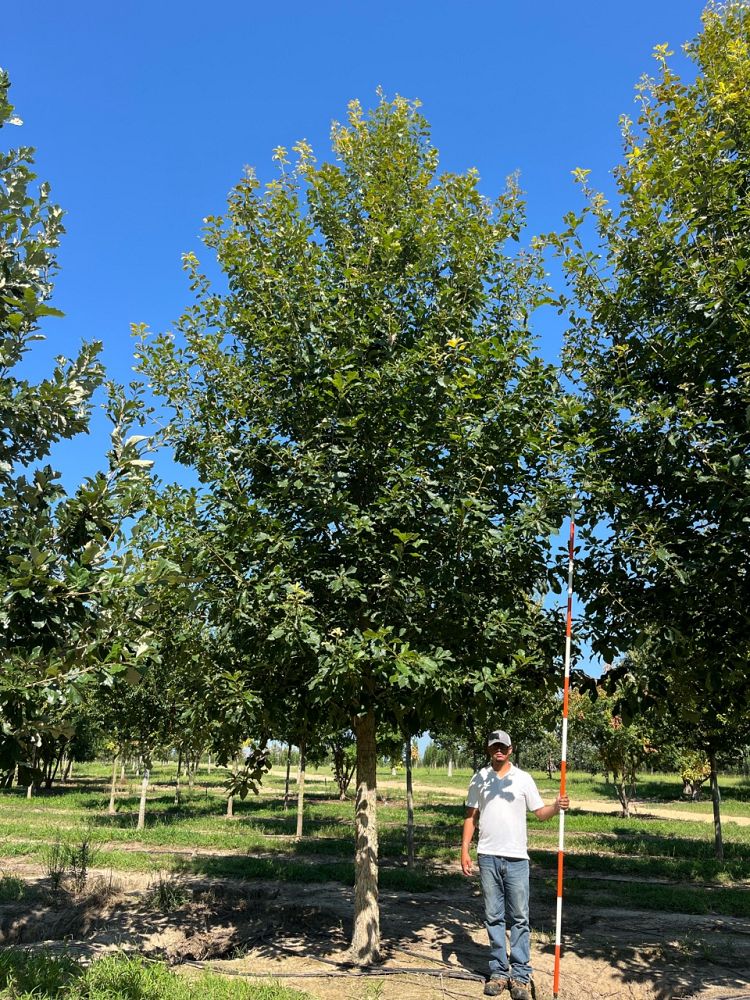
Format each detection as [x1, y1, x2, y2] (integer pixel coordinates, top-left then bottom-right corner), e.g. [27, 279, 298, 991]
[0, 873, 25, 902]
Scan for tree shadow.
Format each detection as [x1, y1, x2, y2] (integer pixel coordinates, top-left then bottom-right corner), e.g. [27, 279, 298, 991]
[3, 857, 749, 998]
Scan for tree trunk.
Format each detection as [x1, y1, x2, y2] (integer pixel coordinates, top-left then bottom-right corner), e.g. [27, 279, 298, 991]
[283, 744, 292, 810]
[175, 749, 182, 806]
[188, 756, 195, 792]
[709, 751, 723, 861]
[207, 753, 212, 774]
[26, 783, 33, 800]
[108, 756, 119, 815]
[63, 756, 73, 781]
[350, 709, 380, 964]
[614, 776, 630, 818]
[136, 768, 150, 831]
[405, 739, 415, 868]
[447, 756, 453, 778]
[227, 752, 239, 819]
[295, 735, 307, 841]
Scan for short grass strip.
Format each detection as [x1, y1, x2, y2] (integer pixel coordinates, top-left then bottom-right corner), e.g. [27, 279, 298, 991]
[0, 951, 311, 1000]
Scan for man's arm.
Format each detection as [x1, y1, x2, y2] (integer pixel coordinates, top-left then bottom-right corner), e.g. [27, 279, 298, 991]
[534, 794, 570, 821]
[461, 806, 479, 875]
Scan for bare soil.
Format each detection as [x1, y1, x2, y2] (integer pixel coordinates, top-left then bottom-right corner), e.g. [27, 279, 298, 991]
[2, 858, 749, 1000]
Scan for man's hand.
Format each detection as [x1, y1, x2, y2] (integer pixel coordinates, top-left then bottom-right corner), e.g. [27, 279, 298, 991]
[534, 795, 571, 821]
[461, 850, 474, 876]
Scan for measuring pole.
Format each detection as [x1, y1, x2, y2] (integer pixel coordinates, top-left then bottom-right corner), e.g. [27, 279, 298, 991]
[553, 512, 575, 999]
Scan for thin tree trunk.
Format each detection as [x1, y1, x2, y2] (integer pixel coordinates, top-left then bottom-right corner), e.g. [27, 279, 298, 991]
[120, 762, 126, 781]
[207, 753, 212, 774]
[283, 744, 292, 810]
[227, 753, 239, 819]
[405, 739, 414, 868]
[350, 709, 380, 964]
[447, 757, 453, 779]
[188, 756, 195, 792]
[136, 768, 150, 831]
[175, 749, 182, 806]
[615, 778, 630, 818]
[709, 751, 724, 861]
[295, 735, 307, 841]
[26, 783, 33, 800]
[108, 756, 119, 815]
[48, 752, 63, 788]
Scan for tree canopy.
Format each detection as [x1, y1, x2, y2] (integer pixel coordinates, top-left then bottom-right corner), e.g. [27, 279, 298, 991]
[558, 1, 750, 851]
[0, 70, 156, 782]
[138, 93, 567, 961]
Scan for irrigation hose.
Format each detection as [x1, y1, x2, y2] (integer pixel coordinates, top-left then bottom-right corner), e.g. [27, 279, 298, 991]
[181, 960, 484, 981]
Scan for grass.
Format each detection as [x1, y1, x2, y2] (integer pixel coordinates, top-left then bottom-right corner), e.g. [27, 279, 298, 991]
[1, 761, 749, 919]
[0, 951, 311, 999]
[0, 873, 25, 901]
[546, 874, 750, 918]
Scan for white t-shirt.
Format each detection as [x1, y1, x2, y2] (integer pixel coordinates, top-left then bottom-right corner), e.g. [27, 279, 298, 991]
[466, 764, 544, 860]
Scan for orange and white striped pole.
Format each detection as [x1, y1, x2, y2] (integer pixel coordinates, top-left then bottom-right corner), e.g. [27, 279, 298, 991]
[553, 511, 575, 999]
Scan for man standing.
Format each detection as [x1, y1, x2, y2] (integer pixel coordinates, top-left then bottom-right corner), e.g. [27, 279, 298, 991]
[461, 729, 569, 998]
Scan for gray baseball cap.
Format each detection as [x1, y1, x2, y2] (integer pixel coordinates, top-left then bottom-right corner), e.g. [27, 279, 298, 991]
[486, 729, 512, 747]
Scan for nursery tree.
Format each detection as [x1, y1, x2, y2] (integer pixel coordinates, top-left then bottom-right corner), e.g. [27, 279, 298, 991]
[568, 686, 658, 817]
[559, 3, 750, 857]
[139, 94, 565, 961]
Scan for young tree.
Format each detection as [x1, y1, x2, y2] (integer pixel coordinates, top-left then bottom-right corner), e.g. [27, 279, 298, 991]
[139, 94, 565, 961]
[327, 729, 357, 800]
[569, 687, 657, 817]
[558, 3, 750, 857]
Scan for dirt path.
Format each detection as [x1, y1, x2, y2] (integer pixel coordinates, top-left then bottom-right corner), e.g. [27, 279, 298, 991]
[1, 860, 749, 1000]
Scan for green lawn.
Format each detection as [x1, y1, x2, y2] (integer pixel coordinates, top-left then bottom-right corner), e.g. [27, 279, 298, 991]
[1, 761, 749, 922]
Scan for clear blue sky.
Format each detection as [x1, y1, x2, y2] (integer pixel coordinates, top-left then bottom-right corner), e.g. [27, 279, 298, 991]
[5, 3, 706, 679]
[6, 1, 705, 404]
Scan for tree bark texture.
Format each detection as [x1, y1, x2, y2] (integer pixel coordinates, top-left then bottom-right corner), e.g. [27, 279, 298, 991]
[296, 734, 306, 841]
[108, 756, 118, 815]
[136, 769, 149, 831]
[350, 709, 380, 964]
[709, 751, 724, 861]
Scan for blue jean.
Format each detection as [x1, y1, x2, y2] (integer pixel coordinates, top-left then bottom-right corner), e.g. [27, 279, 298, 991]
[477, 854, 531, 983]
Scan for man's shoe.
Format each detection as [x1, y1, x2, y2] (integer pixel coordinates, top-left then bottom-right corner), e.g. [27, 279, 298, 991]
[509, 981, 532, 1000]
[483, 978, 508, 996]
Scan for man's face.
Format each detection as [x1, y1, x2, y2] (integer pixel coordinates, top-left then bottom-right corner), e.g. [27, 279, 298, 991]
[488, 742, 512, 763]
